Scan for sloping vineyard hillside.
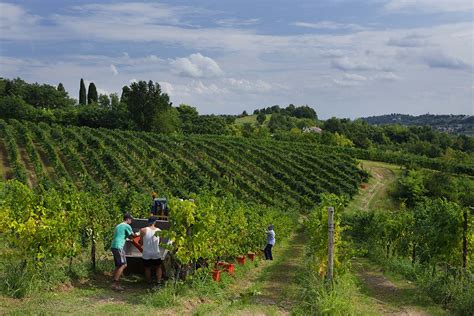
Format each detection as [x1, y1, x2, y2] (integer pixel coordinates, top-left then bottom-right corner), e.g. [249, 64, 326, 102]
[0, 119, 366, 210]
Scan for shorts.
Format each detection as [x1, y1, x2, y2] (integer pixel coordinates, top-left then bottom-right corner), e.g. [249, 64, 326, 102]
[143, 258, 162, 268]
[111, 248, 127, 267]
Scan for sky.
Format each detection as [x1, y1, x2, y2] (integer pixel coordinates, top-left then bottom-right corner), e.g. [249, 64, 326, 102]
[0, 0, 473, 119]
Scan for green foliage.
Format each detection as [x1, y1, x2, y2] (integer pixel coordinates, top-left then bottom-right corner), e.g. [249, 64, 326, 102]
[0, 78, 75, 109]
[268, 112, 295, 132]
[256, 111, 266, 125]
[79, 78, 86, 105]
[393, 170, 426, 207]
[126, 80, 172, 131]
[304, 194, 349, 277]
[152, 107, 181, 133]
[87, 82, 98, 105]
[165, 194, 295, 266]
[98, 94, 110, 109]
[294, 269, 360, 316]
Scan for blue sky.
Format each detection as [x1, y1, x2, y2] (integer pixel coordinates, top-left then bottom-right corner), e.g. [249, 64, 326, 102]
[0, 0, 472, 118]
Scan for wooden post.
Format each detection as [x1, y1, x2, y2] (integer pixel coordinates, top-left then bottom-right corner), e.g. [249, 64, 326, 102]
[91, 225, 96, 273]
[327, 206, 335, 283]
[462, 208, 469, 270]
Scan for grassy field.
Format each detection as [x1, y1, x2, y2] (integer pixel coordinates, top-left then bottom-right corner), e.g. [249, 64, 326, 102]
[234, 114, 271, 126]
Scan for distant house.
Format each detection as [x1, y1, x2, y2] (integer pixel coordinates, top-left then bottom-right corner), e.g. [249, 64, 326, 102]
[302, 126, 322, 133]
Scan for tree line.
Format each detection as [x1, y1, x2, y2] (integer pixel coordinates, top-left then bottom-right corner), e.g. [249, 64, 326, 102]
[0, 77, 472, 169]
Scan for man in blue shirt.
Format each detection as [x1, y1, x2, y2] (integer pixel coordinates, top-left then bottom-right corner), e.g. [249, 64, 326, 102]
[264, 224, 275, 260]
[110, 213, 136, 291]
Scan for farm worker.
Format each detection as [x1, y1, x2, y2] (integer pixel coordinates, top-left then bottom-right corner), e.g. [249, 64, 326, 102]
[140, 216, 163, 286]
[264, 224, 275, 260]
[150, 192, 158, 216]
[110, 213, 137, 291]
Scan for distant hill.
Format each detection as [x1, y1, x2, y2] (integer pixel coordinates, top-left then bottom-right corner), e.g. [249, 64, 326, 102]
[360, 114, 474, 136]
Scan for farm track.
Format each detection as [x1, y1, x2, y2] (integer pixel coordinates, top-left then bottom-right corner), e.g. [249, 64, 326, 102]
[350, 161, 446, 316]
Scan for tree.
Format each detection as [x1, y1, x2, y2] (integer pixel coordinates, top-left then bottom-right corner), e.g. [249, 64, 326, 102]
[256, 112, 266, 125]
[87, 82, 98, 105]
[177, 104, 199, 133]
[120, 86, 130, 104]
[268, 113, 294, 132]
[57, 83, 65, 92]
[241, 123, 255, 137]
[241, 110, 248, 117]
[110, 93, 120, 110]
[125, 80, 172, 131]
[152, 107, 181, 133]
[293, 105, 317, 120]
[79, 79, 86, 105]
[98, 94, 110, 108]
[284, 104, 295, 116]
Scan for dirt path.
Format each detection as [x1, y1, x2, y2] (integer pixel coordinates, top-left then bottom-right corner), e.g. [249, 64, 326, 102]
[186, 226, 307, 315]
[251, 226, 305, 311]
[354, 259, 446, 316]
[349, 160, 399, 212]
[350, 162, 446, 316]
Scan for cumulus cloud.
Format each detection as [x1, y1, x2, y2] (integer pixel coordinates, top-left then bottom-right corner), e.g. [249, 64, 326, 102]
[170, 53, 224, 78]
[293, 21, 367, 31]
[384, 0, 474, 13]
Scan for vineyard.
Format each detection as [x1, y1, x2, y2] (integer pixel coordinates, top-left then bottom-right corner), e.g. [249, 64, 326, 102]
[0, 119, 366, 210]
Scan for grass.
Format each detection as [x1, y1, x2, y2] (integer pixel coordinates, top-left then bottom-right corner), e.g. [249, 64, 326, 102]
[234, 114, 271, 126]
[354, 258, 447, 316]
[346, 160, 401, 212]
[0, 246, 278, 315]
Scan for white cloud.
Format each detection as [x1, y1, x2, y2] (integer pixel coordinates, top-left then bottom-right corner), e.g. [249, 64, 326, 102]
[331, 56, 392, 71]
[110, 64, 118, 75]
[184, 80, 227, 95]
[333, 73, 368, 86]
[422, 52, 472, 71]
[293, 21, 367, 31]
[384, 0, 474, 13]
[170, 53, 224, 78]
[0, 3, 41, 40]
[225, 78, 273, 93]
[159, 81, 174, 95]
[387, 34, 429, 47]
[1, 2, 473, 118]
[373, 72, 401, 81]
[333, 72, 401, 86]
[215, 18, 260, 27]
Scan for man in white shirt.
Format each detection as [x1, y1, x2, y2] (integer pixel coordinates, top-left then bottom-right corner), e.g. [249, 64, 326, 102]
[140, 217, 163, 286]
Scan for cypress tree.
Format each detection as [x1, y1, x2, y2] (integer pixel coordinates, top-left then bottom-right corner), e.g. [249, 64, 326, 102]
[79, 78, 86, 105]
[87, 82, 98, 105]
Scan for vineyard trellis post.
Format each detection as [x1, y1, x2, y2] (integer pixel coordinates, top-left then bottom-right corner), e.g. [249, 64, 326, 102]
[327, 206, 335, 284]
